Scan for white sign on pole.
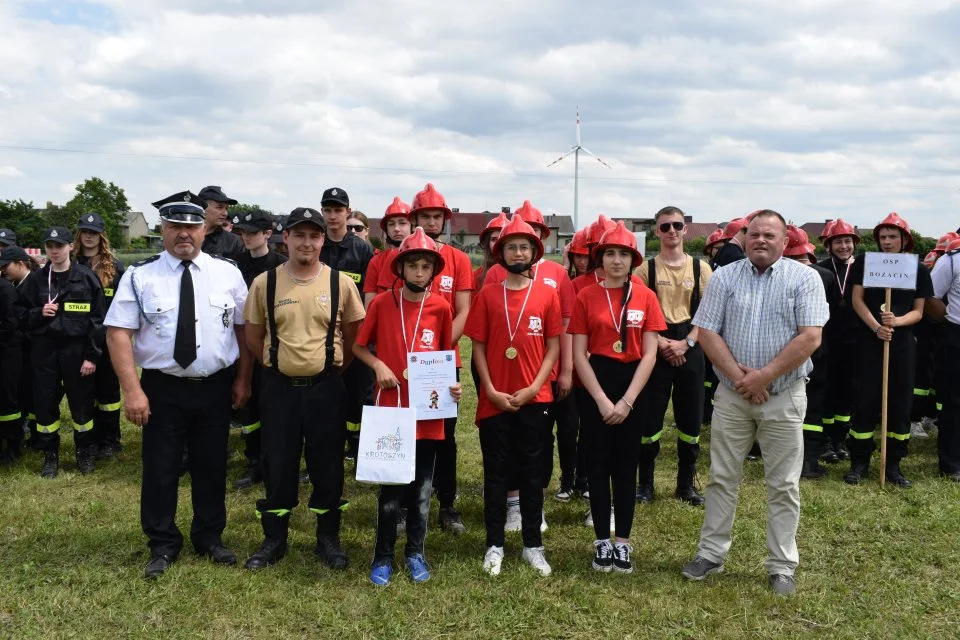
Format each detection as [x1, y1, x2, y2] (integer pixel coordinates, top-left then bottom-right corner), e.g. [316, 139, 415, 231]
[863, 252, 919, 290]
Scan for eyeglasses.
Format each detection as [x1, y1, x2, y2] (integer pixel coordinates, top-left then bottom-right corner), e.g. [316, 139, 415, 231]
[347, 225, 367, 232]
[659, 222, 685, 233]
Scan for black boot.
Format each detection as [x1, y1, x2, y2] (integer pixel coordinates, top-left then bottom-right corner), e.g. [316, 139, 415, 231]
[834, 440, 850, 461]
[76, 446, 95, 475]
[315, 508, 348, 569]
[244, 511, 289, 570]
[819, 440, 838, 464]
[844, 458, 870, 485]
[885, 458, 912, 489]
[0, 438, 21, 466]
[801, 444, 826, 479]
[675, 466, 705, 506]
[636, 454, 655, 504]
[41, 451, 58, 479]
[233, 459, 263, 490]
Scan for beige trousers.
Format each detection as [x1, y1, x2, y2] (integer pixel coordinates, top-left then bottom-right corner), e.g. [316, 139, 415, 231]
[697, 379, 806, 576]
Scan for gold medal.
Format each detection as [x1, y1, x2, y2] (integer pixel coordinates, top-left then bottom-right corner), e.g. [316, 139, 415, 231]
[505, 346, 518, 360]
[613, 340, 623, 353]
[403, 368, 408, 380]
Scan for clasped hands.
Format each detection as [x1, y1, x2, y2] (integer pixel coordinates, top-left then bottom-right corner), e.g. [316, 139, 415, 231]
[735, 363, 771, 405]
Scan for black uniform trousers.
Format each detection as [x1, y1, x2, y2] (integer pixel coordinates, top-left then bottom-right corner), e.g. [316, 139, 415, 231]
[478, 403, 551, 549]
[0, 343, 22, 442]
[341, 358, 374, 446]
[848, 330, 915, 461]
[580, 356, 646, 541]
[433, 368, 461, 508]
[802, 349, 829, 462]
[703, 361, 718, 424]
[823, 338, 856, 447]
[233, 363, 263, 462]
[936, 323, 960, 475]
[32, 335, 95, 453]
[374, 439, 438, 564]
[93, 342, 122, 448]
[640, 333, 705, 483]
[547, 381, 581, 489]
[911, 321, 937, 422]
[140, 367, 233, 557]
[256, 368, 347, 538]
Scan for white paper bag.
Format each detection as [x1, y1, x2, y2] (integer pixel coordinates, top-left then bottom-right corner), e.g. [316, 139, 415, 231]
[355, 394, 417, 485]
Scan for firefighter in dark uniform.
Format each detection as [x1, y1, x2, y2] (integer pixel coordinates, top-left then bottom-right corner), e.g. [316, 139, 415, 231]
[198, 185, 245, 259]
[105, 191, 252, 579]
[16, 227, 106, 478]
[0, 245, 37, 449]
[710, 217, 747, 270]
[783, 226, 834, 478]
[817, 219, 860, 464]
[73, 212, 126, 459]
[0, 273, 21, 464]
[230, 208, 287, 489]
[316, 187, 375, 459]
[846, 213, 933, 487]
[635, 206, 712, 506]
[242, 206, 366, 571]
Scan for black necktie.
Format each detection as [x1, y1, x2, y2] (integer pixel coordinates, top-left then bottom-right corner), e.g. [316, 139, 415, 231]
[174, 260, 197, 369]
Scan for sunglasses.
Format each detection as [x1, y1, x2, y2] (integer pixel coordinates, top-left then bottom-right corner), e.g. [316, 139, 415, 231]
[659, 221, 685, 233]
[347, 225, 367, 232]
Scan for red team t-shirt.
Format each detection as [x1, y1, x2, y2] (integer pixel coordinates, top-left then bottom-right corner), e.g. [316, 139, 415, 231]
[355, 291, 453, 440]
[390, 242, 473, 367]
[464, 280, 562, 425]
[567, 281, 667, 362]
[364, 248, 395, 295]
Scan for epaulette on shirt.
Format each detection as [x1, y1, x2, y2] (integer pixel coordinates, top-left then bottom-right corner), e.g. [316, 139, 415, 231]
[211, 253, 239, 268]
[130, 254, 161, 270]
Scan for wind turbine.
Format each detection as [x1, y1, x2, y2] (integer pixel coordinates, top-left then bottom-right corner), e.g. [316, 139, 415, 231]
[546, 106, 612, 230]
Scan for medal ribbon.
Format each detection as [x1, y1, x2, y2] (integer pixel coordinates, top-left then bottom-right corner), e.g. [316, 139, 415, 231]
[503, 279, 535, 350]
[604, 281, 633, 350]
[47, 265, 62, 304]
[400, 291, 428, 380]
[831, 257, 852, 300]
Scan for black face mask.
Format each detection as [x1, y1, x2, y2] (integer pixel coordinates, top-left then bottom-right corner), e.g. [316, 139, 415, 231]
[404, 281, 428, 293]
[386, 237, 402, 247]
[505, 262, 533, 274]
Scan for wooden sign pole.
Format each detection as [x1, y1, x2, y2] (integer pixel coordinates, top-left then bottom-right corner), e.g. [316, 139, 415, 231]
[879, 287, 892, 489]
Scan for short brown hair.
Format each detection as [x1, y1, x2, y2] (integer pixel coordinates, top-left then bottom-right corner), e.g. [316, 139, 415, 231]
[748, 209, 787, 230]
[654, 206, 686, 221]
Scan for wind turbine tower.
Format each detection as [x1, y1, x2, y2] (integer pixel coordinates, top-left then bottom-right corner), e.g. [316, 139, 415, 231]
[547, 107, 612, 230]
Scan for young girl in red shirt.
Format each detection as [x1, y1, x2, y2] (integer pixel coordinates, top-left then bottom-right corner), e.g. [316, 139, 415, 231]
[568, 221, 666, 574]
[353, 228, 462, 586]
[464, 216, 561, 577]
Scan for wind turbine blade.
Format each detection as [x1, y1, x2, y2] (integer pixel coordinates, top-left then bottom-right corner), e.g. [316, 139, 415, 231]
[546, 147, 578, 167]
[576, 105, 581, 146]
[580, 147, 613, 169]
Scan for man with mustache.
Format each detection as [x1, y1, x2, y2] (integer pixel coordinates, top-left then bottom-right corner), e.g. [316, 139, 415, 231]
[105, 191, 252, 579]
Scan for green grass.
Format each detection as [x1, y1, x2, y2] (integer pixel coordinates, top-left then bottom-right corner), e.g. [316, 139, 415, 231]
[2, 339, 960, 638]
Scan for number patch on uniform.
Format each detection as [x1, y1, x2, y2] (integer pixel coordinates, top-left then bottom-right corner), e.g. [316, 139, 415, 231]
[103, 287, 115, 297]
[64, 302, 91, 312]
[343, 271, 361, 283]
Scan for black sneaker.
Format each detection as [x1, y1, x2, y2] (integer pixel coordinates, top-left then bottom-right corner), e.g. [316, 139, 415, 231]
[612, 542, 634, 574]
[439, 507, 467, 535]
[554, 485, 574, 502]
[592, 539, 613, 573]
[681, 555, 724, 580]
[769, 573, 796, 596]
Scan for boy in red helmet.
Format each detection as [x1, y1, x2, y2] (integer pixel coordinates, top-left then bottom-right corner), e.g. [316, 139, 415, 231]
[408, 183, 474, 534]
[465, 216, 561, 577]
[353, 227, 462, 586]
[364, 197, 413, 308]
[846, 213, 933, 487]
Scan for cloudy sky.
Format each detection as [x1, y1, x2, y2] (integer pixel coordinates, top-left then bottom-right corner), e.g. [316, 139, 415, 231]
[2, 0, 960, 236]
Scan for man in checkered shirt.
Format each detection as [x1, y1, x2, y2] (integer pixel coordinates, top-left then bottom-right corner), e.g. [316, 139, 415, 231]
[679, 210, 828, 596]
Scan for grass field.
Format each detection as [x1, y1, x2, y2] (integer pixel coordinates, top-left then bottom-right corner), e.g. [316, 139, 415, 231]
[2, 339, 960, 639]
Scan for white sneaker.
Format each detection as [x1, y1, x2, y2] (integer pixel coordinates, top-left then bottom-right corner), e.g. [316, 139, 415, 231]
[504, 504, 522, 533]
[584, 508, 594, 527]
[610, 509, 616, 533]
[910, 421, 929, 439]
[540, 510, 548, 533]
[483, 546, 504, 576]
[521, 546, 552, 576]
[583, 508, 616, 532]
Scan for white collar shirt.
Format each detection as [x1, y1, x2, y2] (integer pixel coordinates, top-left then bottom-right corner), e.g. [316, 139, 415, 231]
[104, 250, 248, 377]
[932, 251, 960, 325]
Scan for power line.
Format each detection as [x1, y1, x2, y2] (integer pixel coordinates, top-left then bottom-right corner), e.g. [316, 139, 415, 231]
[0, 143, 952, 192]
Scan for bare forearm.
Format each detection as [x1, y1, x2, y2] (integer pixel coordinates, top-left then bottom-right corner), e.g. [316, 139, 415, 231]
[698, 329, 742, 382]
[623, 333, 659, 403]
[573, 336, 608, 404]
[107, 328, 142, 396]
[234, 325, 252, 383]
[560, 322, 573, 374]
[759, 330, 821, 382]
[473, 341, 495, 394]
[531, 338, 560, 392]
[352, 343, 382, 370]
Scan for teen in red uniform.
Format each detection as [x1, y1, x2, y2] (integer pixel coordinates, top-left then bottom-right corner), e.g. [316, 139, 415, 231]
[473, 212, 509, 294]
[364, 197, 412, 308]
[465, 215, 561, 577]
[408, 183, 474, 534]
[569, 221, 665, 574]
[354, 228, 462, 586]
[566, 229, 591, 280]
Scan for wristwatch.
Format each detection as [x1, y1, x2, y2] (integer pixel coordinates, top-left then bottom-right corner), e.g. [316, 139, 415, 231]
[685, 337, 697, 349]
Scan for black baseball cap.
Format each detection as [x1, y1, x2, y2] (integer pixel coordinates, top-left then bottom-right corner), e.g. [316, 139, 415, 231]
[42, 227, 73, 245]
[198, 185, 238, 205]
[232, 209, 273, 232]
[0, 229, 15, 247]
[321, 187, 349, 207]
[152, 191, 206, 224]
[0, 245, 30, 265]
[77, 212, 106, 233]
[284, 207, 326, 232]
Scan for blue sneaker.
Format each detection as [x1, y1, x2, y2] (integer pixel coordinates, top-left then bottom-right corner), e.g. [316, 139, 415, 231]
[406, 554, 430, 583]
[369, 561, 392, 586]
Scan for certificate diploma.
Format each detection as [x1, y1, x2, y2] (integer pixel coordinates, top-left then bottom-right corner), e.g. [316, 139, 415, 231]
[406, 350, 458, 420]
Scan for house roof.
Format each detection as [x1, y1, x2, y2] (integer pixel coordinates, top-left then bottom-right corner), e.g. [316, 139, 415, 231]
[121, 211, 146, 228]
[685, 222, 723, 240]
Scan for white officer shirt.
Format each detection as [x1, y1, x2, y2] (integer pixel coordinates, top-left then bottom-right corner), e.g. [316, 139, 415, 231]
[105, 250, 248, 377]
[932, 251, 960, 325]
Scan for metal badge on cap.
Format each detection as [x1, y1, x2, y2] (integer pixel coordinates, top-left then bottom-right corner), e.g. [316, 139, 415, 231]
[245, 214, 252, 221]
[51, 230, 59, 238]
[304, 211, 312, 218]
[87, 215, 94, 222]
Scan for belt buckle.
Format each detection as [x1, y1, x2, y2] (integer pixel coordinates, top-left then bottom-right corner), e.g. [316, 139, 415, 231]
[290, 377, 310, 387]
